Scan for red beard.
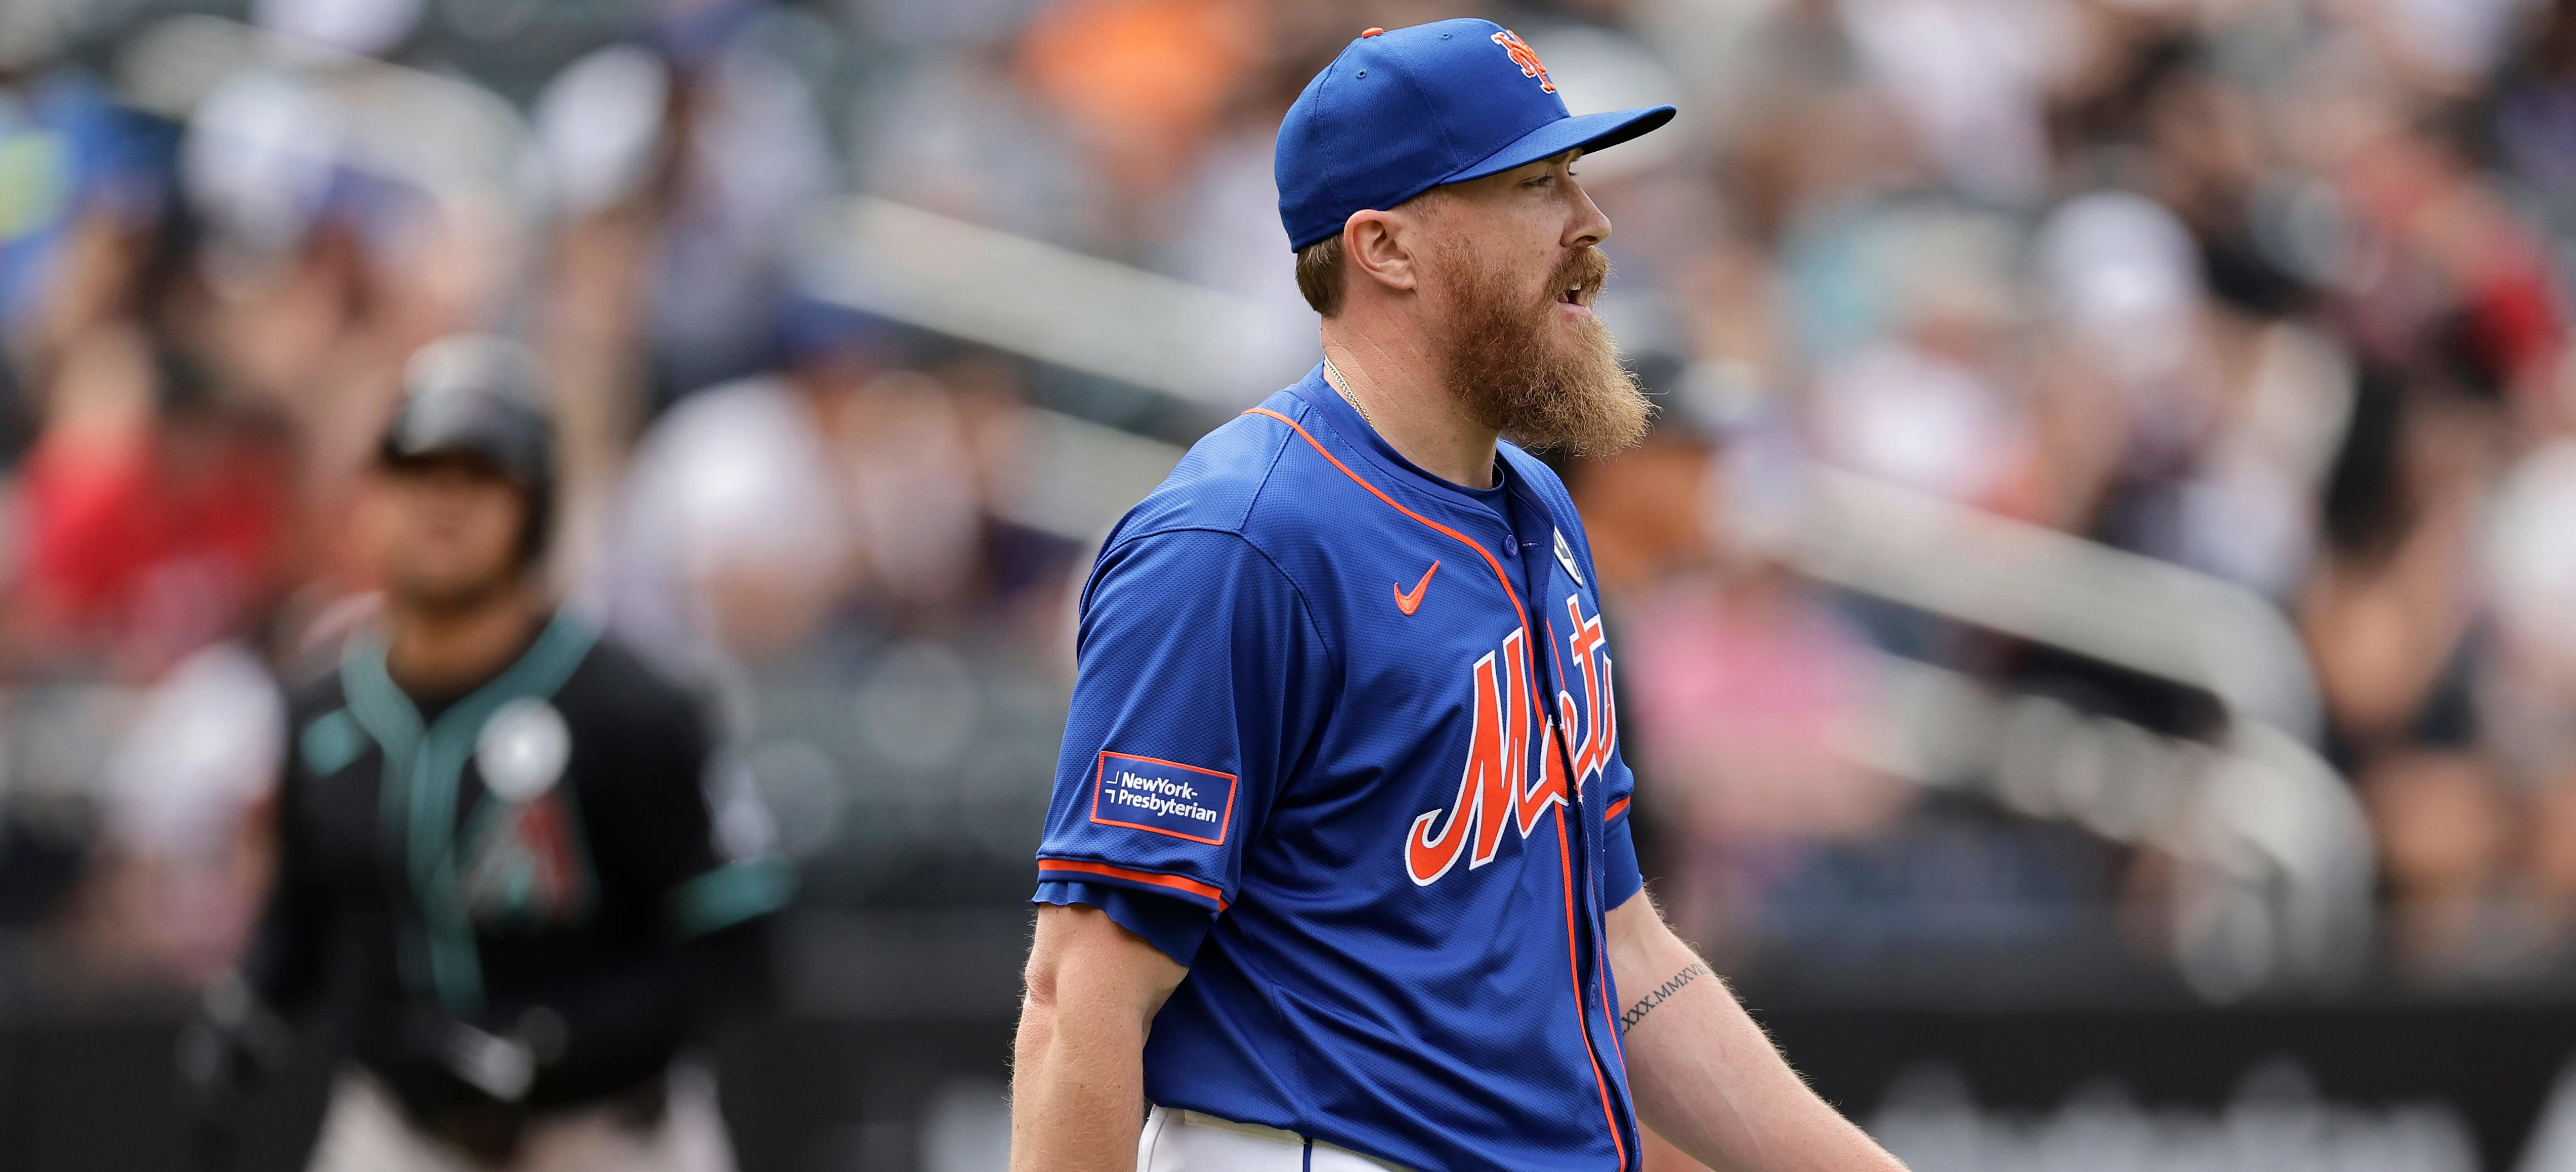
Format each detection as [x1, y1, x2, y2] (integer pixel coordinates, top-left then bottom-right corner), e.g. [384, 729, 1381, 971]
[1431, 243, 1653, 458]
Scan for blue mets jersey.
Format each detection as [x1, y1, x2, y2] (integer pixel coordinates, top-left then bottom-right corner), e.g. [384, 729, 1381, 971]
[1032, 367, 1644, 1170]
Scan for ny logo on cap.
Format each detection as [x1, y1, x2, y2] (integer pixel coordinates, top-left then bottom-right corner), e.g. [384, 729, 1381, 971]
[1490, 29, 1555, 93]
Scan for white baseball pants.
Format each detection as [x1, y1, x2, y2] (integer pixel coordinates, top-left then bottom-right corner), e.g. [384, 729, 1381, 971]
[1137, 1105, 1418, 1172]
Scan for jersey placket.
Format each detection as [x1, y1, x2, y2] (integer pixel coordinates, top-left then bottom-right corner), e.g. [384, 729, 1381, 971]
[340, 614, 601, 1016]
[1541, 598, 1639, 1152]
[1526, 558, 1639, 1167]
[1467, 483, 1636, 1171]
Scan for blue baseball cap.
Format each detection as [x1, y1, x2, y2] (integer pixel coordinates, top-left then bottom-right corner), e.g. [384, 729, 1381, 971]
[1275, 19, 1676, 252]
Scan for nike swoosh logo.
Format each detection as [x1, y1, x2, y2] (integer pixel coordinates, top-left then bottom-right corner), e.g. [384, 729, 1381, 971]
[1394, 561, 1440, 616]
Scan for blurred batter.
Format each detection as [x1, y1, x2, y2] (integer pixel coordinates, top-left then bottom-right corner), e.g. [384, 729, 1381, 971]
[183, 337, 789, 1172]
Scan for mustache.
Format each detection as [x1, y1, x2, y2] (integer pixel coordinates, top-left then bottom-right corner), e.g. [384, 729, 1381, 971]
[1550, 247, 1611, 306]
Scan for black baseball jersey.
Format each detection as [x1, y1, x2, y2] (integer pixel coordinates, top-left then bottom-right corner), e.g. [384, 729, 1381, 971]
[245, 611, 789, 1120]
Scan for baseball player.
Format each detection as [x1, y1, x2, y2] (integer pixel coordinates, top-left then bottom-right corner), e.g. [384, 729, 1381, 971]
[179, 337, 790, 1171]
[1013, 20, 1912, 1172]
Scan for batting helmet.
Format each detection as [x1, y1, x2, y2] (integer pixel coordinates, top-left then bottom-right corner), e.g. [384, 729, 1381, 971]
[378, 335, 557, 563]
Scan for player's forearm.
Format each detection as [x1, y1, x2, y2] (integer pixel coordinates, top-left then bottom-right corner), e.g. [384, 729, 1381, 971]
[1607, 893, 1909, 1172]
[1010, 904, 1188, 1172]
[1010, 994, 1151, 1172]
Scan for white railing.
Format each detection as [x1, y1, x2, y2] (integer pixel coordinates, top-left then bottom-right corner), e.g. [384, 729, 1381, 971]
[114, 16, 537, 257]
[794, 199, 1273, 410]
[1787, 466, 2322, 742]
[1780, 466, 2370, 996]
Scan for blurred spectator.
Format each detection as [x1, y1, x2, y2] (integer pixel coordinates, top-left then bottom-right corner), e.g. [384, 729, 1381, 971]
[587, 302, 1076, 709]
[2035, 188, 2344, 597]
[1570, 405, 1905, 953]
[2488, 0, 2576, 248]
[1017, 0, 1265, 211]
[533, 0, 838, 416]
[171, 23, 535, 630]
[79, 640, 283, 987]
[532, 0, 844, 601]
[857, 35, 1111, 250]
[1146, 15, 1351, 399]
[0, 69, 163, 366]
[584, 303, 881, 697]
[1836, 0, 2060, 206]
[2487, 437, 2576, 943]
[1796, 203, 2043, 518]
[3, 96, 295, 678]
[2302, 360, 2512, 978]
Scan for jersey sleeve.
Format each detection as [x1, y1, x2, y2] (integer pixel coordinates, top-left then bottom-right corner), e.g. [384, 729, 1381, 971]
[1596, 567, 1643, 910]
[1034, 879, 1216, 966]
[1584, 618, 1643, 913]
[1034, 527, 1332, 934]
[580, 674, 791, 941]
[1559, 490, 1643, 910]
[1603, 804, 1642, 909]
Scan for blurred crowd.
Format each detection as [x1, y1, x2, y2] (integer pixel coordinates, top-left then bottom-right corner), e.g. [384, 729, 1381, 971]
[1549, 0, 2576, 991]
[0, 0, 2572, 1008]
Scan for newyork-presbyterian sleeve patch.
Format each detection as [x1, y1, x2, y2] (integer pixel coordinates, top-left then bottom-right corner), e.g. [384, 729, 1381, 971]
[1090, 752, 1237, 845]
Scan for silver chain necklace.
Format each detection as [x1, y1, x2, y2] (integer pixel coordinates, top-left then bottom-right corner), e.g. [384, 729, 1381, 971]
[1322, 357, 1376, 428]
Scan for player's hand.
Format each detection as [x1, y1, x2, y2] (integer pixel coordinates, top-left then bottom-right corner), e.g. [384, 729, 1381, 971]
[433, 1018, 538, 1102]
[411, 1004, 571, 1104]
[445, 1022, 536, 1102]
[395, 1007, 553, 1164]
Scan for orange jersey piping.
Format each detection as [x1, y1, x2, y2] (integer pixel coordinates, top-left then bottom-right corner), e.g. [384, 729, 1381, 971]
[1038, 858, 1229, 910]
[1243, 405, 1631, 1167]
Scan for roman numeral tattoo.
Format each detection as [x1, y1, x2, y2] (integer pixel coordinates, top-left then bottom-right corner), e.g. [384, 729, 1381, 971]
[1620, 961, 1709, 1032]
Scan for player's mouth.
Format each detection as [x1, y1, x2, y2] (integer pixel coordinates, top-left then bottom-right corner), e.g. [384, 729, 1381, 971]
[1547, 247, 1610, 320]
[1555, 280, 1594, 318]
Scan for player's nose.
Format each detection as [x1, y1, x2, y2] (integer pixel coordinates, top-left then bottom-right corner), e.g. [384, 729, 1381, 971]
[1564, 183, 1611, 250]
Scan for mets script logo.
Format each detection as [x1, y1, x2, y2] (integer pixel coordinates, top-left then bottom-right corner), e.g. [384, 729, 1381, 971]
[1406, 594, 1619, 886]
[1490, 29, 1556, 93]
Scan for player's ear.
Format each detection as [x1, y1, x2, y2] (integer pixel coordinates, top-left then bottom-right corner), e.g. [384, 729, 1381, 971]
[1342, 209, 1417, 296]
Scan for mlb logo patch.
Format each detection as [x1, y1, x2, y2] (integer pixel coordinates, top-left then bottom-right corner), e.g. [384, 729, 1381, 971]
[1091, 752, 1236, 845]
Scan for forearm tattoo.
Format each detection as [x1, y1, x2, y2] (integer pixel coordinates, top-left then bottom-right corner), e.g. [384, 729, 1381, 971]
[1620, 962, 1710, 1033]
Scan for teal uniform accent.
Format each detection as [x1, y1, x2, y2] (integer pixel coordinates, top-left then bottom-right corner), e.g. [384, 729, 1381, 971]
[668, 857, 797, 940]
[337, 613, 602, 1015]
[300, 709, 365, 775]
